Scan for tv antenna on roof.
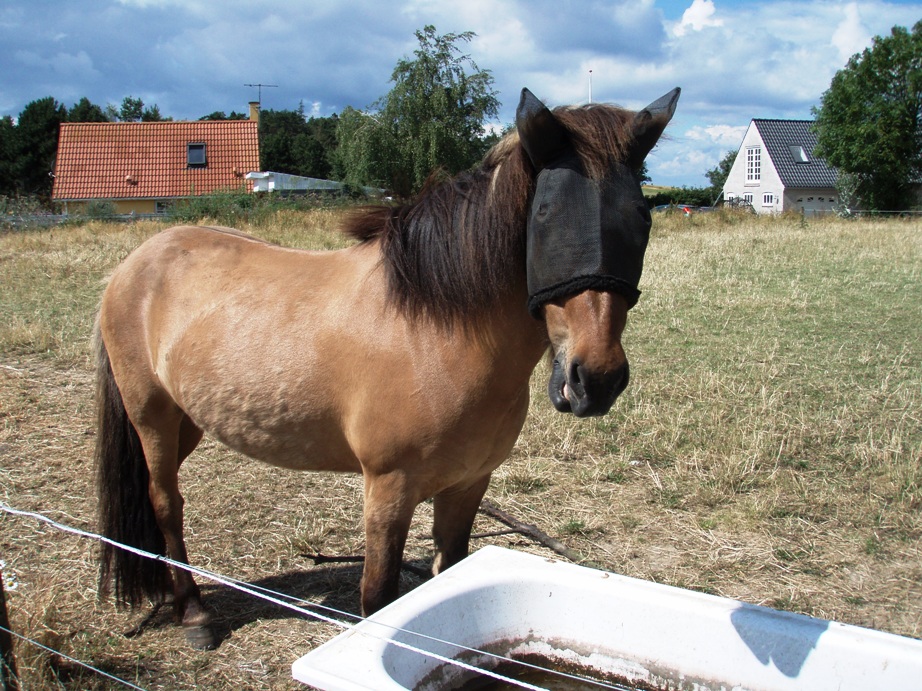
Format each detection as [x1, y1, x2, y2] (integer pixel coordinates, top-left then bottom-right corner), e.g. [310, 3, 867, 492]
[244, 83, 278, 105]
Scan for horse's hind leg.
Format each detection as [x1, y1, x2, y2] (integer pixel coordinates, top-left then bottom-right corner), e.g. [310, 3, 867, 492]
[431, 474, 492, 574]
[136, 410, 215, 649]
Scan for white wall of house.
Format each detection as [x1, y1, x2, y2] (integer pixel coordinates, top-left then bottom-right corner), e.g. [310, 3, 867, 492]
[723, 122, 784, 215]
[784, 188, 839, 216]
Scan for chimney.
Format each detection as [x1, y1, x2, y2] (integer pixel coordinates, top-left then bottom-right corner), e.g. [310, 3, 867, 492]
[248, 101, 260, 123]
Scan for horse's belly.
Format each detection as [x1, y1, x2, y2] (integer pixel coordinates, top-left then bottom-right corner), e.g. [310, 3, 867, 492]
[205, 417, 360, 473]
[177, 377, 360, 473]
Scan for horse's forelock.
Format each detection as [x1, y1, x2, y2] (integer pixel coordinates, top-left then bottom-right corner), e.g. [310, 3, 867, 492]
[551, 104, 635, 179]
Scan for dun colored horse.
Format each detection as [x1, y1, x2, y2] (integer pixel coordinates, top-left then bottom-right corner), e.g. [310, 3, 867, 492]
[95, 87, 679, 648]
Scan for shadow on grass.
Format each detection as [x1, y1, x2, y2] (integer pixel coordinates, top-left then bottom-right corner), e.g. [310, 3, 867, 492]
[125, 559, 432, 649]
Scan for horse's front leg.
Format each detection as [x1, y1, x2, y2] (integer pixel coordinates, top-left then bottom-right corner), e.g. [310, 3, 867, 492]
[360, 471, 418, 615]
[431, 474, 492, 574]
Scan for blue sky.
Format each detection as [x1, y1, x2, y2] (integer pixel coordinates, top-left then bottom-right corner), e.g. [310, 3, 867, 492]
[2, 0, 920, 186]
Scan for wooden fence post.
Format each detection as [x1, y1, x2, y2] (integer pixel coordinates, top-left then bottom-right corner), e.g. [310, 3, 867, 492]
[0, 567, 19, 691]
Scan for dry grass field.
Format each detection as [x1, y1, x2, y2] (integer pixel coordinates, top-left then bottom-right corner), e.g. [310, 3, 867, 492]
[1, 209, 920, 689]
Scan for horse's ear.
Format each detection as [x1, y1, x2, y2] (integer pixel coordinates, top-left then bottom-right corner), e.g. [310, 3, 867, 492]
[629, 87, 681, 168]
[516, 88, 572, 170]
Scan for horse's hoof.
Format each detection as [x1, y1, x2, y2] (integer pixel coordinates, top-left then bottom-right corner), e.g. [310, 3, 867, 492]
[184, 624, 218, 650]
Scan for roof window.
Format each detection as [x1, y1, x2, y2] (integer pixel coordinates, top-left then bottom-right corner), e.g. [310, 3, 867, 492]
[187, 142, 207, 168]
[789, 145, 809, 163]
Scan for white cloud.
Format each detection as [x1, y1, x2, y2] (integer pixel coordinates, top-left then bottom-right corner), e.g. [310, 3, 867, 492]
[685, 124, 747, 148]
[832, 2, 872, 62]
[673, 0, 722, 37]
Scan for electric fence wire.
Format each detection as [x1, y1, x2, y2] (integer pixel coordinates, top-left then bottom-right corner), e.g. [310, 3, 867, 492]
[0, 502, 630, 691]
[0, 622, 149, 691]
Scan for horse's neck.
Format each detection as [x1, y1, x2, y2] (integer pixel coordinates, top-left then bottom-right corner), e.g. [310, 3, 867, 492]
[471, 279, 549, 376]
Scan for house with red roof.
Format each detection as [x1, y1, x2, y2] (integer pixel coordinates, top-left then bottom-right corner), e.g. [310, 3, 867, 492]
[52, 109, 260, 215]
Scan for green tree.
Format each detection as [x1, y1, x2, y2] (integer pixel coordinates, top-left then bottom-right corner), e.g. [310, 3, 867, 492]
[333, 106, 397, 188]
[118, 96, 144, 122]
[638, 161, 651, 186]
[140, 103, 168, 122]
[336, 25, 500, 196]
[15, 97, 67, 197]
[199, 110, 249, 121]
[260, 106, 307, 174]
[260, 105, 338, 179]
[813, 21, 922, 210]
[0, 115, 17, 196]
[111, 96, 168, 122]
[68, 97, 109, 122]
[705, 150, 736, 196]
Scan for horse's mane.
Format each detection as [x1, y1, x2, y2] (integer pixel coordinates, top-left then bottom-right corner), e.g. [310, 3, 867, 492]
[341, 103, 635, 326]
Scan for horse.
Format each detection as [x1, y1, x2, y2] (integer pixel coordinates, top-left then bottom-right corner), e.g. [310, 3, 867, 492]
[94, 86, 680, 649]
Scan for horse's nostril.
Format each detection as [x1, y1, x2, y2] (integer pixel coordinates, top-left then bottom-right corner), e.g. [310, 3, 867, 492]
[567, 359, 587, 399]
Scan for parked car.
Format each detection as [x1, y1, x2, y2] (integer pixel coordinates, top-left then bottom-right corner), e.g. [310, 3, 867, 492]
[652, 203, 698, 215]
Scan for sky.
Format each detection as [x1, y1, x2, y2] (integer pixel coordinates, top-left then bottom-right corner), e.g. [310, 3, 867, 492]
[1, 0, 920, 187]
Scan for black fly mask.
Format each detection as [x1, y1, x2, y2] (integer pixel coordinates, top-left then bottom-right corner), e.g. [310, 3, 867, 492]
[525, 156, 648, 317]
[516, 87, 680, 318]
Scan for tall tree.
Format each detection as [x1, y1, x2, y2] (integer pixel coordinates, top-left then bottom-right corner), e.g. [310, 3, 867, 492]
[15, 97, 67, 197]
[68, 97, 109, 122]
[638, 161, 651, 186]
[813, 21, 922, 210]
[111, 96, 168, 122]
[336, 25, 500, 197]
[705, 150, 736, 196]
[118, 96, 144, 122]
[0, 115, 17, 196]
[199, 110, 248, 121]
[140, 103, 168, 122]
[260, 105, 338, 179]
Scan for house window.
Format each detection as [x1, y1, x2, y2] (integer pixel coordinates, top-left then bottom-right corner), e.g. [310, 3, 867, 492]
[746, 147, 761, 182]
[187, 142, 207, 168]
[790, 145, 809, 163]
[743, 193, 753, 204]
[762, 193, 774, 206]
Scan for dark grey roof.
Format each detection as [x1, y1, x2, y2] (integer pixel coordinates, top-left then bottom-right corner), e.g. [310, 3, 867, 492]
[754, 119, 839, 189]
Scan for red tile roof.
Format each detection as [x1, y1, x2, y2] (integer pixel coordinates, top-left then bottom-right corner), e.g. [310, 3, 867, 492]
[52, 120, 260, 201]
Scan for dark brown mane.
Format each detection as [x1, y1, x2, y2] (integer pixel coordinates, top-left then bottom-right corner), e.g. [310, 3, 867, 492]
[340, 102, 636, 325]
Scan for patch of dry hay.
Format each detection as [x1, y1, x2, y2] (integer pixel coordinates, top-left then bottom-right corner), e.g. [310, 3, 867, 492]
[1, 212, 920, 689]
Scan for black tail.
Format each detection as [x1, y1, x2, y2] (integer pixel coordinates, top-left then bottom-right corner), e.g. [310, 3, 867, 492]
[95, 326, 170, 607]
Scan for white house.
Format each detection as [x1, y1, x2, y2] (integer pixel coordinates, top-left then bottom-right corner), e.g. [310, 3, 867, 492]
[723, 120, 839, 216]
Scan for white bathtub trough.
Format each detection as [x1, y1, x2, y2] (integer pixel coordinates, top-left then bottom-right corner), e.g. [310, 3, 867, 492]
[292, 545, 922, 690]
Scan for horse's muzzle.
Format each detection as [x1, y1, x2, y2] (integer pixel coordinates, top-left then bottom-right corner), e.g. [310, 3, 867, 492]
[548, 356, 629, 417]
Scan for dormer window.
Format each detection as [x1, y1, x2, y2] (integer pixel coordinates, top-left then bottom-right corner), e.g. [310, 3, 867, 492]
[187, 142, 207, 168]
[789, 145, 809, 163]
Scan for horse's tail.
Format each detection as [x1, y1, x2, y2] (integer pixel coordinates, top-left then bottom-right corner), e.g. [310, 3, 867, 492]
[94, 322, 170, 607]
